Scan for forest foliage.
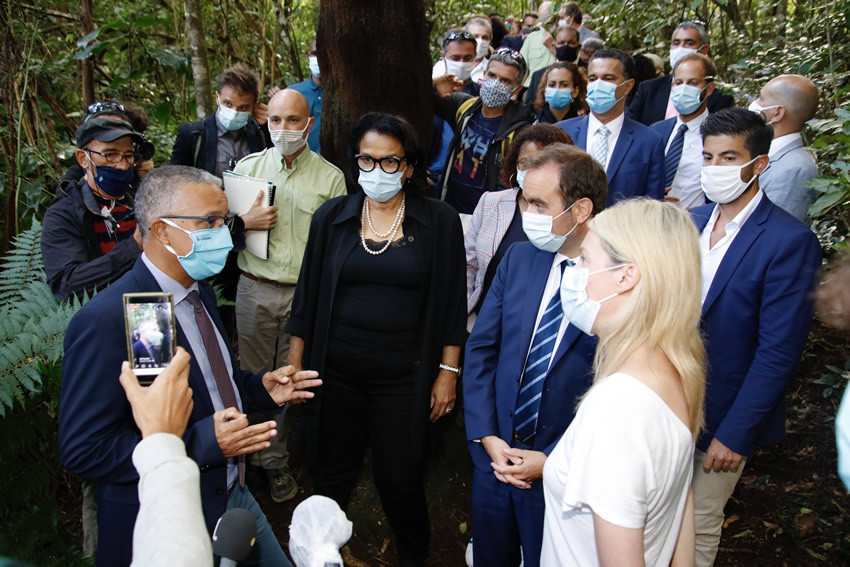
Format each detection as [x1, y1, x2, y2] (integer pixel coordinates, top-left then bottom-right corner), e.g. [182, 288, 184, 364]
[0, 0, 848, 564]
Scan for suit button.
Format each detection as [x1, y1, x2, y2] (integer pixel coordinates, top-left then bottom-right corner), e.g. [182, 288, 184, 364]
[215, 488, 226, 496]
[508, 411, 513, 417]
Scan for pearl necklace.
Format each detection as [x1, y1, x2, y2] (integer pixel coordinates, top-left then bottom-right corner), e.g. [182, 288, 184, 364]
[360, 194, 405, 256]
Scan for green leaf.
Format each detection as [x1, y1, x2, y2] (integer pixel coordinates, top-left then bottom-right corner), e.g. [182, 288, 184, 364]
[136, 16, 171, 28]
[459, 522, 467, 534]
[76, 29, 100, 48]
[151, 101, 172, 126]
[809, 189, 848, 217]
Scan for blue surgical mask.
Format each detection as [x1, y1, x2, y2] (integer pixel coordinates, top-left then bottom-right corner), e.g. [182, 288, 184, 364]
[515, 168, 527, 189]
[217, 103, 252, 131]
[586, 79, 628, 115]
[545, 87, 574, 110]
[89, 160, 135, 197]
[162, 219, 234, 281]
[560, 263, 626, 335]
[521, 202, 577, 253]
[671, 84, 706, 115]
[359, 168, 406, 203]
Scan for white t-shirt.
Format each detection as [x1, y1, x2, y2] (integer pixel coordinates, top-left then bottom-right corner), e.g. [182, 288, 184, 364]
[540, 372, 694, 566]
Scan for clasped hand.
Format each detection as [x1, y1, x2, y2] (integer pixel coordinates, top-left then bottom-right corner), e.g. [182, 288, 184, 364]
[481, 436, 546, 489]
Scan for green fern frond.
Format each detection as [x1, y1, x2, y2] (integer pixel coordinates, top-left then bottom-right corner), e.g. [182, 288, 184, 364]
[0, 219, 45, 309]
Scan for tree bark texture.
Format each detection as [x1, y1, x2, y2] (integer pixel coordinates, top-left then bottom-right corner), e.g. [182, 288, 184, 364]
[80, 0, 95, 108]
[775, 0, 788, 49]
[317, 0, 433, 192]
[277, 0, 304, 84]
[184, 0, 214, 118]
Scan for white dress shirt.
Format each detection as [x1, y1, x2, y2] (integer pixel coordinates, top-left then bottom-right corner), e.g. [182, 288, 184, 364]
[768, 132, 802, 159]
[699, 190, 764, 304]
[665, 108, 709, 210]
[587, 112, 625, 171]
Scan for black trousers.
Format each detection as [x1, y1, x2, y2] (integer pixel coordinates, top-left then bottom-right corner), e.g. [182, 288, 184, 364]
[316, 345, 430, 563]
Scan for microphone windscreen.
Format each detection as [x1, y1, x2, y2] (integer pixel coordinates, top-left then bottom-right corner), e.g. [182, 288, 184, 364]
[212, 508, 257, 561]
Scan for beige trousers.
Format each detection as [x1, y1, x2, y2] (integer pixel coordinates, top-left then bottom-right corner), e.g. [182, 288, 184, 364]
[692, 449, 748, 567]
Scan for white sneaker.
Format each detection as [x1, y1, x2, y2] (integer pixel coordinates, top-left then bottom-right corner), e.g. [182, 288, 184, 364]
[465, 538, 473, 566]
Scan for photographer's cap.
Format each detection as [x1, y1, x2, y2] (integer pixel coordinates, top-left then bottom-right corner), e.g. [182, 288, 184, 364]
[76, 117, 144, 148]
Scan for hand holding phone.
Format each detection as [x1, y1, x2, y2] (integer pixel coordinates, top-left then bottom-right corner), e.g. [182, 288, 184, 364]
[124, 293, 177, 386]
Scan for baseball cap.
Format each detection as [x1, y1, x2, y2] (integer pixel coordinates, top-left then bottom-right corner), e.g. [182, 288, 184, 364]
[76, 117, 144, 148]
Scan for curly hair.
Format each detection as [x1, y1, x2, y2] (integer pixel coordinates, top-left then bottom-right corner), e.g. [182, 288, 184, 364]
[534, 62, 587, 112]
[499, 123, 573, 187]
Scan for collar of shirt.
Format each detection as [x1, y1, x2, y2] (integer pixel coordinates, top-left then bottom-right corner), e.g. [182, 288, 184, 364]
[141, 252, 198, 301]
[588, 111, 625, 167]
[701, 188, 764, 249]
[768, 132, 802, 159]
[272, 145, 314, 175]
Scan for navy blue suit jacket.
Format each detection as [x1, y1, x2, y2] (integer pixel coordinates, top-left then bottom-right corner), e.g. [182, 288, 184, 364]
[464, 242, 596, 473]
[169, 114, 270, 175]
[556, 115, 666, 205]
[691, 195, 820, 455]
[59, 258, 279, 565]
[649, 115, 676, 142]
[627, 75, 735, 126]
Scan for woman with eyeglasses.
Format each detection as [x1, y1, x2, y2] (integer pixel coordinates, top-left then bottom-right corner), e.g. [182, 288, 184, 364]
[540, 199, 705, 566]
[285, 112, 466, 567]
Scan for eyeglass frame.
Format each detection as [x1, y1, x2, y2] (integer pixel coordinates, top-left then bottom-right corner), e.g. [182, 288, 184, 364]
[489, 47, 529, 83]
[84, 147, 138, 166]
[159, 215, 236, 230]
[354, 153, 408, 174]
[442, 30, 477, 51]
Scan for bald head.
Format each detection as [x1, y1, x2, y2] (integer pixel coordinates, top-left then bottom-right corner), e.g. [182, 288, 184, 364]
[761, 74, 819, 132]
[269, 88, 310, 119]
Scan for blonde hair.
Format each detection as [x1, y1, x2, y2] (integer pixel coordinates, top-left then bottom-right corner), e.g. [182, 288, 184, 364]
[587, 199, 706, 438]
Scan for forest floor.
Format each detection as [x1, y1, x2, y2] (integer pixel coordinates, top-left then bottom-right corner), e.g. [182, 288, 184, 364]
[261, 320, 850, 567]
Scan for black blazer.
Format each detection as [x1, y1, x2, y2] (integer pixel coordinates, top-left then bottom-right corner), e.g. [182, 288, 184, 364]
[626, 75, 735, 126]
[169, 114, 270, 175]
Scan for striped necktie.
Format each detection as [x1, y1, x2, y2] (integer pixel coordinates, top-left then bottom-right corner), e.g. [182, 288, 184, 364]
[513, 261, 567, 443]
[592, 125, 610, 168]
[664, 123, 688, 188]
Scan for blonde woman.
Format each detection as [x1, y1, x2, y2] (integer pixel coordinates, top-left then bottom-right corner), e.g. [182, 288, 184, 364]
[540, 199, 705, 566]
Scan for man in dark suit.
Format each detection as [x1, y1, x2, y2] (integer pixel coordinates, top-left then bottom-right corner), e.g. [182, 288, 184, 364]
[59, 165, 321, 567]
[627, 22, 733, 126]
[464, 144, 606, 567]
[132, 320, 162, 366]
[170, 64, 270, 177]
[557, 48, 666, 204]
[689, 108, 821, 566]
[500, 11, 538, 51]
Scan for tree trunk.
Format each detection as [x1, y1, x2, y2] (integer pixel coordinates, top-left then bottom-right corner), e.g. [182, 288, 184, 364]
[184, 0, 213, 118]
[277, 0, 303, 83]
[318, 0, 433, 192]
[775, 0, 788, 49]
[80, 0, 95, 108]
[712, 0, 751, 40]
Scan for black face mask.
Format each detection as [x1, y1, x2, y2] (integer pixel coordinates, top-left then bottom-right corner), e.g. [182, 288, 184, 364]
[556, 45, 578, 62]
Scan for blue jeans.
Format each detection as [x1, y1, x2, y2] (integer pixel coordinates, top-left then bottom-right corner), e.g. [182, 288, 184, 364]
[223, 484, 292, 567]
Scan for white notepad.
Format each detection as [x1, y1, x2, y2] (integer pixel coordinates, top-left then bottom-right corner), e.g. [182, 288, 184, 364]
[222, 171, 276, 260]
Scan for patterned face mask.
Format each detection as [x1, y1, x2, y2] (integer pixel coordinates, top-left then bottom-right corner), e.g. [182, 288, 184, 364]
[480, 79, 513, 108]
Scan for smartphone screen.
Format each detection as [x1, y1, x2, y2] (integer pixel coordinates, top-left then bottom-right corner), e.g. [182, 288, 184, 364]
[123, 293, 176, 385]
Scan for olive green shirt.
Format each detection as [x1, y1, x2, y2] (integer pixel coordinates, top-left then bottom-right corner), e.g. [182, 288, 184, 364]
[234, 147, 346, 283]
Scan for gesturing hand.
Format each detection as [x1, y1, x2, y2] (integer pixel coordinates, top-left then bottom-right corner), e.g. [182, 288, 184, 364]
[214, 408, 276, 458]
[119, 347, 194, 438]
[262, 365, 322, 405]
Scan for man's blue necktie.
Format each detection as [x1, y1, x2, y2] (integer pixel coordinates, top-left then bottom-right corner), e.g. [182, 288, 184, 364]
[664, 123, 688, 188]
[513, 261, 567, 443]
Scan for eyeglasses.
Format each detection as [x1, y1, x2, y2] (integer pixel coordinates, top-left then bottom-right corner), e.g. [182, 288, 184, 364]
[443, 30, 476, 48]
[355, 154, 407, 174]
[85, 148, 138, 165]
[160, 215, 236, 229]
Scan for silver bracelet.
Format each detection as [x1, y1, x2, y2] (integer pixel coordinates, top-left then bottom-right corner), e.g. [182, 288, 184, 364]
[439, 363, 460, 374]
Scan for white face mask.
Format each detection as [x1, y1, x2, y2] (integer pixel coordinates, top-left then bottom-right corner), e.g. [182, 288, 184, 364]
[148, 330, 164, 347]
[270, 118, 312, 156]
[560, 263, 626, 336]
[476, 38, 491, 59]
[700, 156, 761, 204]
[521, 201, 577, 253]
[669, 46, 698, 70]
[445, 59, 475, 82]
[747, 100, 779, 123]
[359, 167, 406, 202]
[308, 55, 321, 78]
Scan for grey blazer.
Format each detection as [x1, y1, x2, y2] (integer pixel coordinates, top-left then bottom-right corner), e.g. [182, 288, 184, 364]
[759, 137, 818, 223]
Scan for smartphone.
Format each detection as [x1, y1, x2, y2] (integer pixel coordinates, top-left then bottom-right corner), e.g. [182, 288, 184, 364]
[123, 292, 176, 386]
